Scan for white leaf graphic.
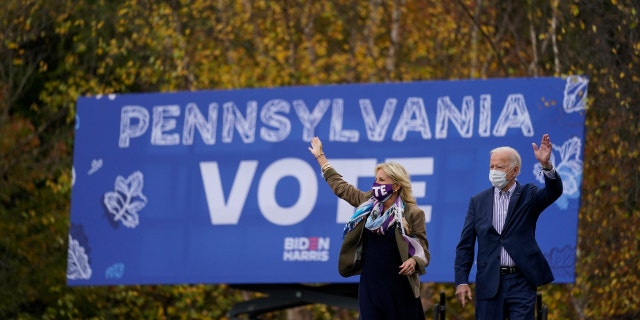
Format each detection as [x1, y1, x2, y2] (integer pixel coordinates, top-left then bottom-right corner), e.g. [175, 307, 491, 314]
[67, 235, 92, 280]
[88, 159, 103, 175]
[554, 137, 583, 195]
[104, 171, 147, 228]
[105, 263, 125, 279]
[563, 76, 588, 113]
[534, 137, 583, 201]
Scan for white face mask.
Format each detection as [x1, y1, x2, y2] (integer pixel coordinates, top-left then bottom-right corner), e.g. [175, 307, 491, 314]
[489, 167, 514, 189]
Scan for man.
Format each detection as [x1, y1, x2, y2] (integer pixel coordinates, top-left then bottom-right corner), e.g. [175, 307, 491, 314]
[454, 134, 563, 319]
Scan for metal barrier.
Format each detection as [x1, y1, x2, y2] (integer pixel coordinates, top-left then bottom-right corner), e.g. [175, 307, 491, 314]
[432, 290, 548, 320]
[226, 283, 358, 320]
[536, 292, 548, 320]
[433, 291, 446, 320]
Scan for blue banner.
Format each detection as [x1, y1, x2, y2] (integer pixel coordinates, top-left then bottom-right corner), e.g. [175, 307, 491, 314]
[67, 76, 587, 285]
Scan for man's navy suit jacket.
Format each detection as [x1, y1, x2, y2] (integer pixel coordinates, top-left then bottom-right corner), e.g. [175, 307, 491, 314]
[454, 171, 563, 300]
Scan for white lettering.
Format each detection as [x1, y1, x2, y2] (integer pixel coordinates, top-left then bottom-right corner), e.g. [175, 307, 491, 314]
[283, 238, 331, 250]
[222, 101, 257, 143]
[492, 94, 534, 137]
[182, 103, 217, 145]
[119, 106, 149, 147]
[318, 237, 330, 250]
[260, 99, 291, 142]
[360, 98, 397, 142]
[282, 237, 331, 262]
[392, 97, 432, 141]
[435, 96, 474, 139]
[284, 237, 296, 250]
[200, 158, 434, 225]
[298, 238, 309, 250]
[118, 94, 535, 147]
[282, 250, 329, 262]
[479, 94, 491, 137]
[329, 99, 359, 142]
[151, 105, 181, 145]
[372, 185, 390, 197]
[200, 161, 258, 224]
[292, 99, 331, 141]
[258, 158, 316, 226]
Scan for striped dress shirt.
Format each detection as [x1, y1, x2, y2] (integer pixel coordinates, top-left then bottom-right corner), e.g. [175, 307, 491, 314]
[493, 183, 516, 267]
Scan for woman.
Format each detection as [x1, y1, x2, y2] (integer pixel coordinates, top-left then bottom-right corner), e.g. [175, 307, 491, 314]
[308, 137, 430, 320]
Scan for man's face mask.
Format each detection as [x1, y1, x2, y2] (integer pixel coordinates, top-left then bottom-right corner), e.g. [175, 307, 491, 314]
[489, 167, 514, 189]
[371, 182, 394, 202]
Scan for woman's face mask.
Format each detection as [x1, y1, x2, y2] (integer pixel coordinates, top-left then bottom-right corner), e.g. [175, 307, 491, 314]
[371, 182, 394, 202]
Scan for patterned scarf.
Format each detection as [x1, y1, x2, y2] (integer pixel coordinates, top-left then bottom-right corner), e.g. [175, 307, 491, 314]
[343, 196, 427, 265]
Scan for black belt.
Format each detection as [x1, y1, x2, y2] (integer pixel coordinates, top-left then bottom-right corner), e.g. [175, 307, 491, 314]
[500, 266, 519, 274]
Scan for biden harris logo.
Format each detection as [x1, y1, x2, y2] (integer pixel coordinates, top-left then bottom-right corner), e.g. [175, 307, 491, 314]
[283, 237, 330, 262]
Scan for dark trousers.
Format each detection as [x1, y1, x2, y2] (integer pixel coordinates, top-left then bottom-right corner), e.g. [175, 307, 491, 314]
[475, 272, 537, 320]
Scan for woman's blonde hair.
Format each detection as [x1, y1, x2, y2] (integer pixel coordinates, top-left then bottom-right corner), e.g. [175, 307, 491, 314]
[374, 162, 416, 205]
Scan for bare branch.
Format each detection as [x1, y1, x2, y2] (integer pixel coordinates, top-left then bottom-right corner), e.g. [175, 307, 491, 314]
[550, 0, 560, 75]
[386, 0, 404, 81]
[469, 0, 483, 78]
[527, 0, 539, 76]
[455, 0, 510, 76]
